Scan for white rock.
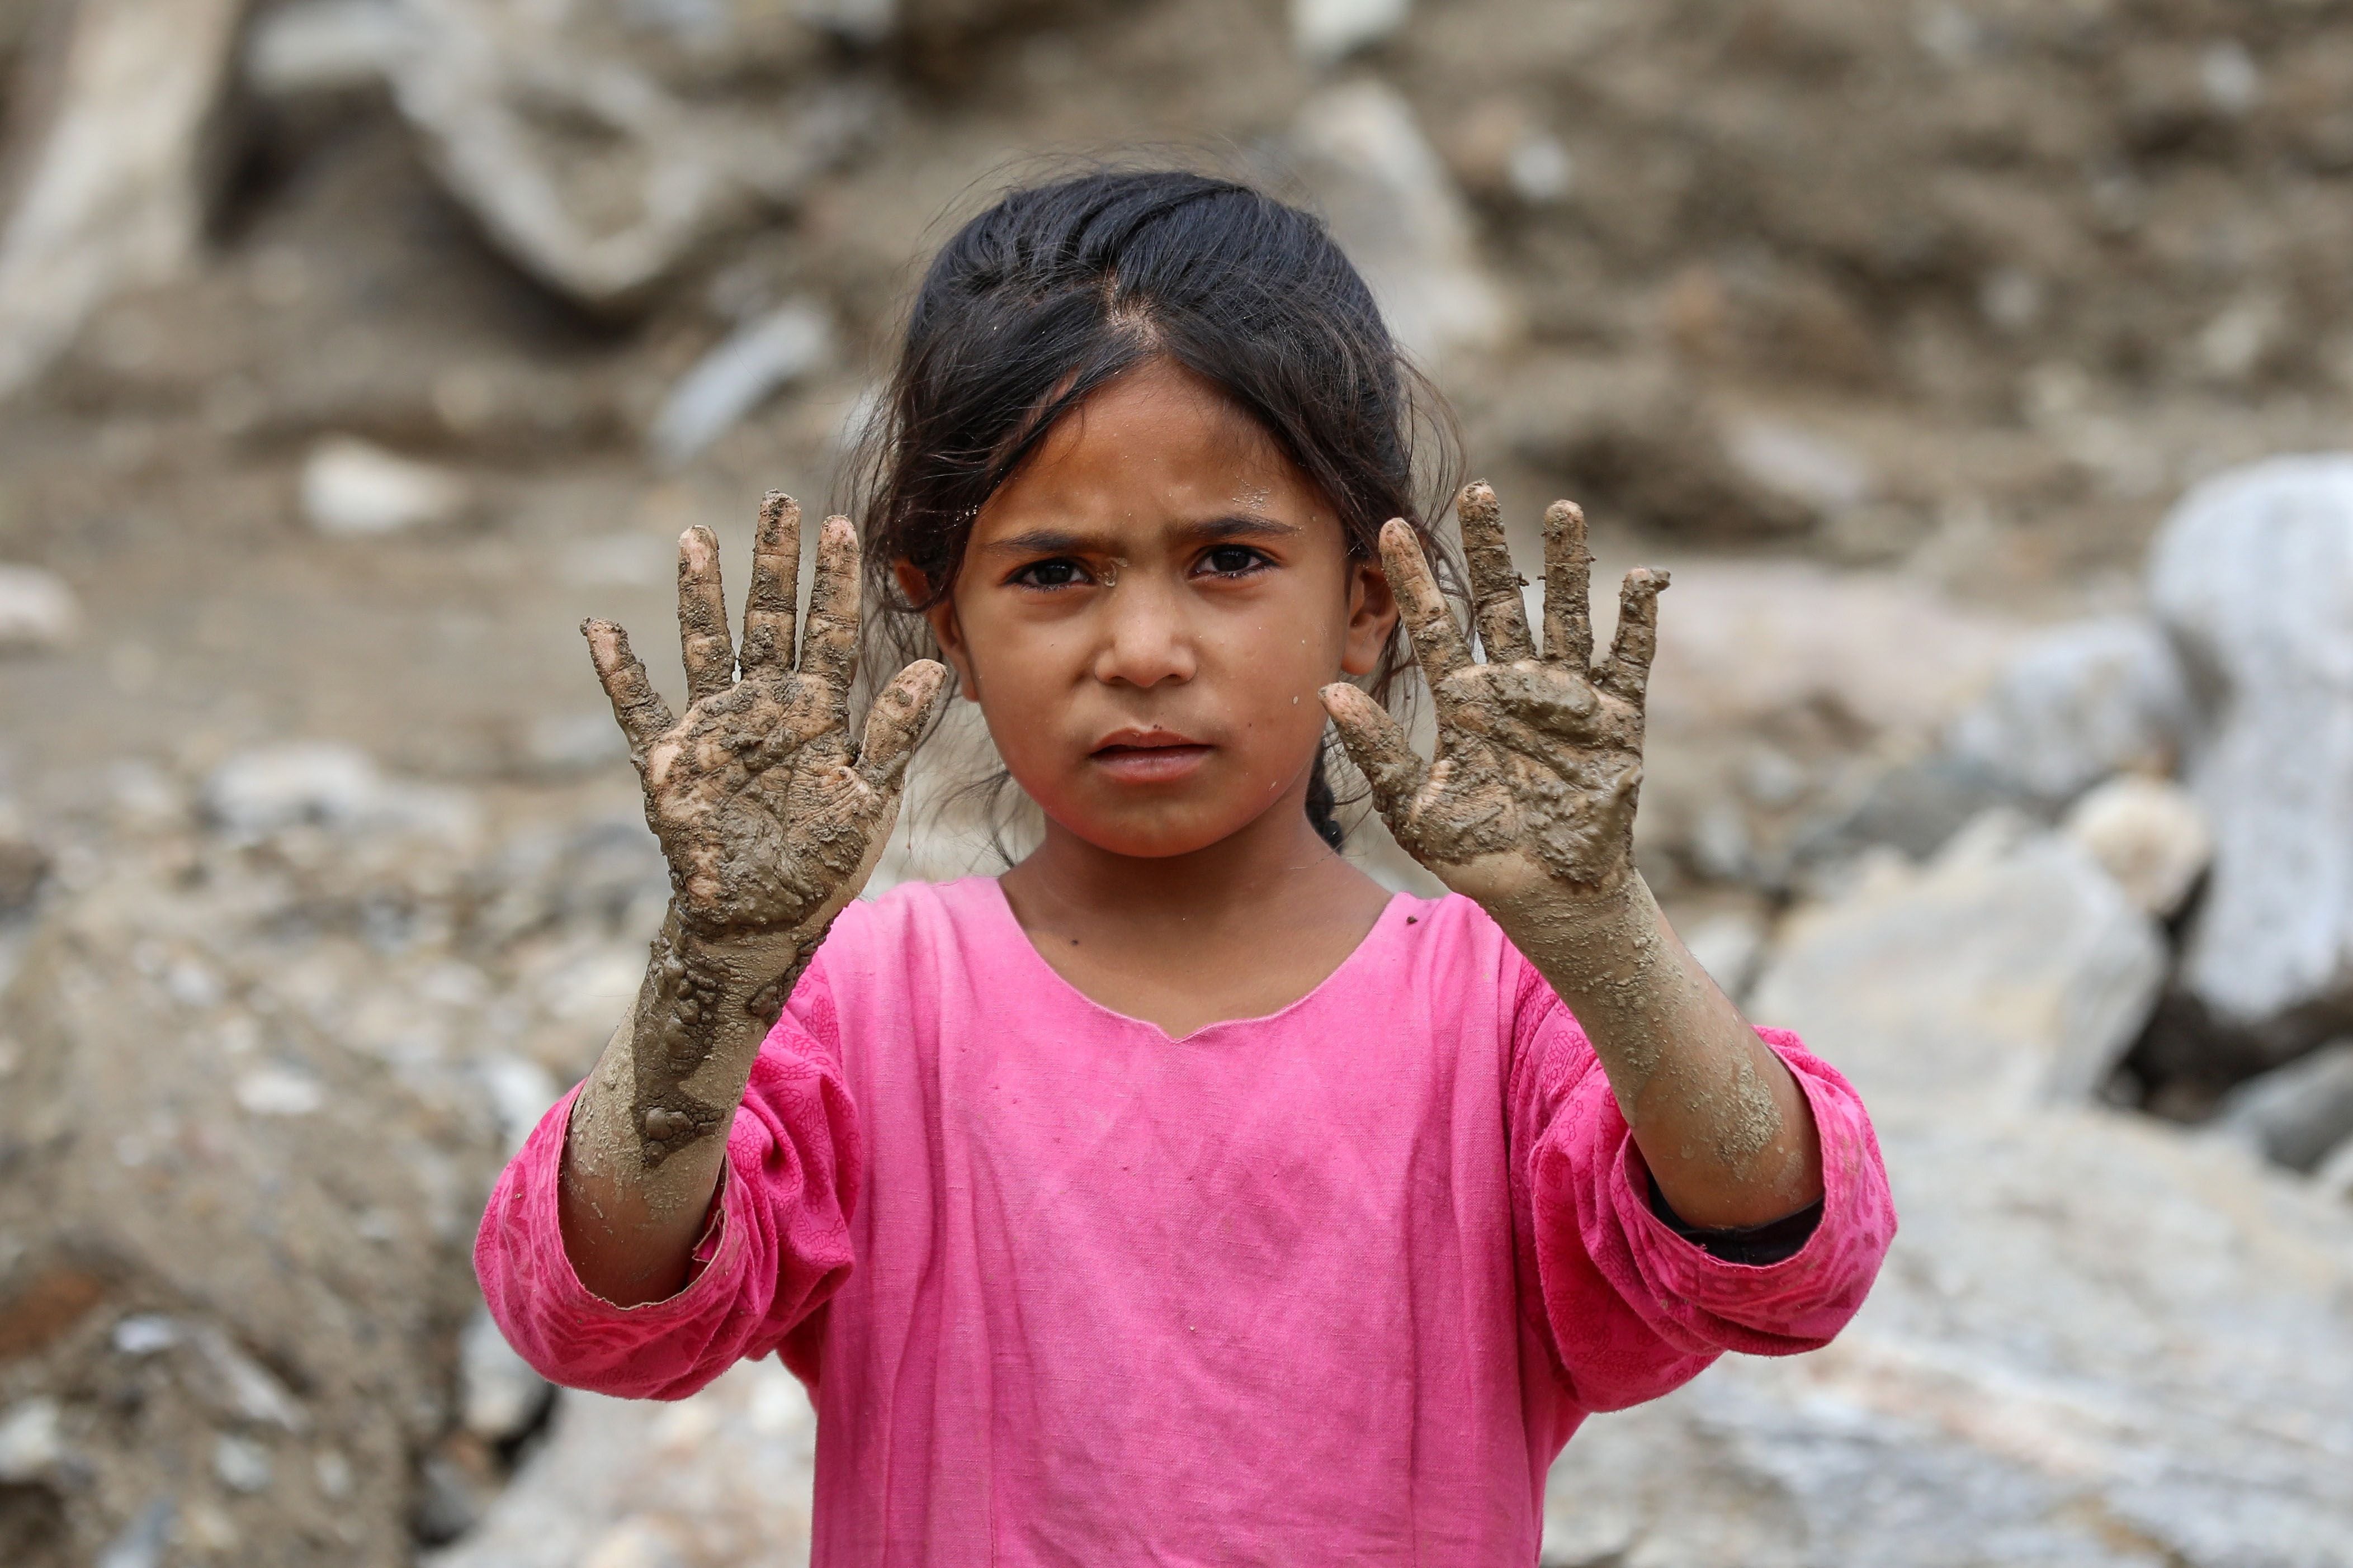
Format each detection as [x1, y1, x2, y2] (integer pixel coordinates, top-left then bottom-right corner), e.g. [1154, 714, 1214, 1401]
[0, 1397, 62, 1480]
[1944, 615, 2193, 804]
[1724, 419, 1873, 515]
[649, 300, 832, 465]
[381, 0, 870, 305]
[301, 436, 469, 537]
[201, 741, 480, 841]
[0, 563, 81, 652]
[1751, 812, 2167, 1107]
[2149, 456, 2353, 1031]
[1678, 909, 1767, 1002]
[424, 1357, 818, 1568]
[2208, 1043, 2353, 1173]
[2063, 773, 2211, 916]
[459, 1304, 552, 1442]
[244, 0, 420, 94]
[1287, 80, 1513, 366]
[1292, 0, 1410, 64]
[213, 1433, 273, 1493]
[0, 0, 245, 394]
[2316, 1135, 2353, 1203]
[112, 1314, 183, 1356]
[236, 1065, 326, 1117]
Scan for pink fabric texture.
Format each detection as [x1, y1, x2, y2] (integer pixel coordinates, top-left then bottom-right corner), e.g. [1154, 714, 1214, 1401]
[479, 878, 1894, 1565]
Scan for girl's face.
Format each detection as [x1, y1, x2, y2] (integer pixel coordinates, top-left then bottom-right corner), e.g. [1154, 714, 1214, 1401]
[909, 357, 1398, 859]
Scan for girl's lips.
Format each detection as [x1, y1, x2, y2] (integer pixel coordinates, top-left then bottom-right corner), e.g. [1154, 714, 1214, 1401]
[1090, 733, 1213, 783]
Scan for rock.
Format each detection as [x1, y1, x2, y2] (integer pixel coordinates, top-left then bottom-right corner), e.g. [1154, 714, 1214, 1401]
[1943, 616, 2193, 806]
[0, 0, 245, 395]
[1678, 909, 1767, 1003]
[648, 301, 833, 465]
[244, 0, 421, 94]
[425, 1356, 818, 1568]
[1722, 418, 1874, 517]
[2208, 1043, 2353, 1173]
[200, 740, 480, 841]
[93, 1498, 175, 1568]
[0, 565, 81, 653]
[1752, 812, 2167, 1108]
[301, 436, 470, 537]
[1292, 0, 1410, 64]
[2317, 1136, 2353, 1204]
[210, 1434, 272, 1494]
[458, 1304, 552, 1443]
[2150, 457, 2353, 1040]
[377, 0, 872, 306]
[1285, 80, 1513, 366]
[1503, 359, 1817, 539]
[2063, 774, 2212, 917]
[1544, 1106, 2353, 1568]
[0, 1397, 63, 1481]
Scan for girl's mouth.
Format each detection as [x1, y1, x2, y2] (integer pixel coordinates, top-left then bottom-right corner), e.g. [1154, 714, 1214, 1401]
[1090, 729, 1213, 783]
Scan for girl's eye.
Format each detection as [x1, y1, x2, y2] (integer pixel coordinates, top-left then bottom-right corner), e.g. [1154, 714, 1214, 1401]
[1198, 544, 1270, 579]
[1010, 558, 1091, 589]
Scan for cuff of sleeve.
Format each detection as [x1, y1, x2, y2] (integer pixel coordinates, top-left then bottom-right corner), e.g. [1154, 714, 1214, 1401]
[1647, 1172, 1822, 1266]
[531, 1084, 752, 1322]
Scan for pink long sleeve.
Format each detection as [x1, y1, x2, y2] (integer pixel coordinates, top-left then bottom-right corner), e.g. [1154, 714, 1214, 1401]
[1505, 956, 1897, 1413]
[473, 956, 861, 1401]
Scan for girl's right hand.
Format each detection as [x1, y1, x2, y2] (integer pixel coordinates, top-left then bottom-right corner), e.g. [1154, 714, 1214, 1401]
[584, 494, 947, 951]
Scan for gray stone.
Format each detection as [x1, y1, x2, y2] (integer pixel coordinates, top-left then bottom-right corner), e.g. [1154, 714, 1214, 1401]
[1752, 813, 2168, 1107]
[301, 436, 470, 537]
[1292, 0, 1410, 64]
[2150, 456, 2353, 1038]
[2063, 774, 2212, 917]
[200, 741, 481, 841]
[0, 0, 245, 394]
[0, 565, 81, 653]
[0, 1397, 63, 1481]
[1944, 615, 2194, 805]
[424, 1356, 818, 1568]
[211, 1433, 273, 1494]
[2209, 1042, 2353, 1173]
[1284, 80, 1513, 366]
[459, 1303, 554, 1442]
[649, 301, 833, 465]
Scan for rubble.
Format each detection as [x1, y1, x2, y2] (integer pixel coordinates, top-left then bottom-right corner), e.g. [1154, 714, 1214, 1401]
[1285, 80, 1513, 366]
[2208, 1043, 2353, 1174]
[1944, 617, 2194, 807]
[649, 301, 834, 466]
[2151, 457, 2353, 1043]
[2062, 774, 2211, 919]
[1751, 813, 2167, 1109]
[0, 0, 244, 395]
[301, 436, 471, 537]
[0, 566, 81, 653]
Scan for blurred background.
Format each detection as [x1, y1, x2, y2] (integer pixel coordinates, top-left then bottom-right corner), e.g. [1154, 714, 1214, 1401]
[1, 0, 2351, 1562]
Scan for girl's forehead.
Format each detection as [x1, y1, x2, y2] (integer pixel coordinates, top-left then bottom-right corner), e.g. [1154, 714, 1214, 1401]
[978, 359, 1325, 534]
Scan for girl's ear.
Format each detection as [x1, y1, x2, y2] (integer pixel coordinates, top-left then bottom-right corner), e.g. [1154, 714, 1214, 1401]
[1340, 549, 1400, 678]
[895, 560, 982, 700]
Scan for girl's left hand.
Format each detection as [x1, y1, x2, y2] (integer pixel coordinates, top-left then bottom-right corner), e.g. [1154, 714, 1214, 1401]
[1320, 481, 1666, 913]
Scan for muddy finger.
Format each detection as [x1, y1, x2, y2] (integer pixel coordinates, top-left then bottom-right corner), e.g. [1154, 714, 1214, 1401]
[583, 618, 676, 756]
[798, 516, 862, 726]
[1379, 519, 1473, 716]
[1321, 682, 1430, 815]
[854, 659, 948, 795]
[739, 491, 801, 674]
[677, 527, 736, 704]
[1595, 567, 1670, 705]
[1541, 499, 1596, 670]
[1457, 480, 1538, 664]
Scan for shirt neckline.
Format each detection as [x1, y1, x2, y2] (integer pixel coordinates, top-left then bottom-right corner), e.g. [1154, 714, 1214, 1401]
[977, 875, 1409, 1046]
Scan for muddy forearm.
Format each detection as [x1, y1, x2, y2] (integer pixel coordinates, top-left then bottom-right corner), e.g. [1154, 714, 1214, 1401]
[1491, 873, 1821, 1229]
[557, 907, 807, 1307]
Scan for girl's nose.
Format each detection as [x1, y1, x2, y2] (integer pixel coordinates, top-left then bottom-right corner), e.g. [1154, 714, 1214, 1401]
[1090, 579, 1198, 689]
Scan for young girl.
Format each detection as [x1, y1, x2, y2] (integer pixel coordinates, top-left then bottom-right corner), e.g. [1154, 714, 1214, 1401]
[479, 170, 1894, 1562]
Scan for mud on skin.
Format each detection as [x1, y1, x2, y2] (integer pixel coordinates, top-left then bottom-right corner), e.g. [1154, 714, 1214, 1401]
[574, 493, 944, 1179]
[1323, 482, 1807, 1208]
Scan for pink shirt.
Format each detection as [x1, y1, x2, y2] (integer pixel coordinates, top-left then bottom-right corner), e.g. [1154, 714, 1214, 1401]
[479, 879, 1893, 1565]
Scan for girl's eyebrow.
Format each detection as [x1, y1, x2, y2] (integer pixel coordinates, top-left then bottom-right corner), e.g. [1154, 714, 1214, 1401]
[980, 514, 1302, 558]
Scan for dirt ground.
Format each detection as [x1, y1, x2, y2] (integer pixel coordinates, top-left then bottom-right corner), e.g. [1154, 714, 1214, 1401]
[5, 0, 2353, 1559]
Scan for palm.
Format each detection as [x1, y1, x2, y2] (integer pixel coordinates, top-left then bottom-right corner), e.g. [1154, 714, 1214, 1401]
[1322, 482, 1665, 902]
[585, 494, 944, 941]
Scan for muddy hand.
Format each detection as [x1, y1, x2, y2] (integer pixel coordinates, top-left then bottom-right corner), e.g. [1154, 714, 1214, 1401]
[1320, 481, 1665, 908]
[584, 494, 946, 946]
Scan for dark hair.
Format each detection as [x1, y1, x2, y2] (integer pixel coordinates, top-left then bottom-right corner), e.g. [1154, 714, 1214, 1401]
[852, 167, 1462, 850]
